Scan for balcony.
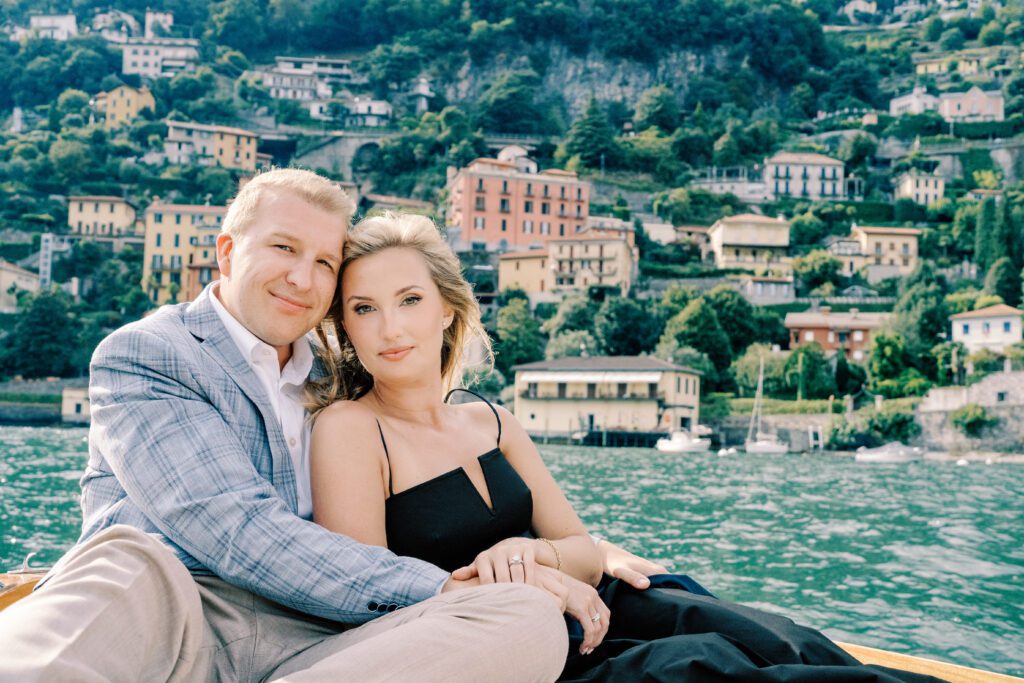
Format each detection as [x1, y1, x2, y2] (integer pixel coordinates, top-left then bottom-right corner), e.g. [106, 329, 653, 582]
[520, 390, 663, 401]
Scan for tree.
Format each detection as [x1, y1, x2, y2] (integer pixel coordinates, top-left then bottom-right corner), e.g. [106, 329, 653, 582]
[563, 97, 620, 169]
[207, 0, 267, 54]
[732, 344, 788, 397]
[939, 27, 966, 51]
[475, 70, 550, 134]
[545, 330, 599, 359]
[979, 21, 1004, 46]
[784, 343, 836, 400]
[658, 298, 731, 372]
[995, 195, 1020, 272]
[792, 250, 843, 293]
[703, 286, 757, 356]
[922, 16, 945, 41]
[834, 351, 866, 395]
[984, 256, 1020, 306]
[494, 299, 543, 377]
[593, 297, 660, 356]
[2, 291, 79, 378]
[633, 85, 680, 133]
[868, 332, 907, 386]
[790, 211, 827, 245]
[56, 88, 90, 119]
[657, 283, 696, 320]
[49, 139, 90, 185]
[541, 292, 595, 337]
[974, 196, 998, 274]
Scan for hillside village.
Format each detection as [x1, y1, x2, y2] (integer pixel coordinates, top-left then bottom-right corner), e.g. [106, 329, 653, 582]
[2, 0, 1024, 452]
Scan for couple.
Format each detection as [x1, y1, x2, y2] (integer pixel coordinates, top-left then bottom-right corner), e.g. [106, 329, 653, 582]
[0, 169, 938, 682]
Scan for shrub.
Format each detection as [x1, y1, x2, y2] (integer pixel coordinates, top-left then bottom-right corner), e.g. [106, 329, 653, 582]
[866, 405, 921, 443]
[950, 403, 997, 437]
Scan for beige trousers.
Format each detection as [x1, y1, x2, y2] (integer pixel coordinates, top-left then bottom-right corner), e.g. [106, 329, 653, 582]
[0, 526, 568, 682]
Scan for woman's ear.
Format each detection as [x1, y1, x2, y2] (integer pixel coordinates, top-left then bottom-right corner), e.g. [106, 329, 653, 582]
[442, 315, 454, 329]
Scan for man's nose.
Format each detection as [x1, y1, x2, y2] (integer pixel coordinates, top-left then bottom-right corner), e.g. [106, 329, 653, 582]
[286, 259, 314, 290]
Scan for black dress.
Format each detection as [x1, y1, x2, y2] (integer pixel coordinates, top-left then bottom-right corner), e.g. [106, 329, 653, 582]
[378, 393, 945, 683]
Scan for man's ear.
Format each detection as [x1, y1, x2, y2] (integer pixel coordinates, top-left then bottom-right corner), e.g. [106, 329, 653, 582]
[215, 232, 235, 278]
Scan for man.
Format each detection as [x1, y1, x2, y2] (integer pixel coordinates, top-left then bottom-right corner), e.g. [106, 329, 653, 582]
[0, 169, 568, 682]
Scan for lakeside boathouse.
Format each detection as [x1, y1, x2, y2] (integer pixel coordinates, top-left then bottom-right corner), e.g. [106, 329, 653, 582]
[512, 356, 701, 443]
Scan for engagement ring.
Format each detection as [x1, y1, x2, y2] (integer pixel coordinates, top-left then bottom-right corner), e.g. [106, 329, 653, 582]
[509, 555, 524, 566]
[590, 613, 601, 622]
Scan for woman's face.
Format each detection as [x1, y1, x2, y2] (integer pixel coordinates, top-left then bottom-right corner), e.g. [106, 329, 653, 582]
[340, 246, 453, 384]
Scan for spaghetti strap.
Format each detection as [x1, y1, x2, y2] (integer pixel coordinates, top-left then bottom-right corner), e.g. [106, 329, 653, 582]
[376, 418, 395, 496]
[445, 387, 502, 446]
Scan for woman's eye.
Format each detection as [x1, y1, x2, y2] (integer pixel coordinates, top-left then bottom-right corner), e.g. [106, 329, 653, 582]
[354, 304, 373, 314]
[402, 295, 422, 306]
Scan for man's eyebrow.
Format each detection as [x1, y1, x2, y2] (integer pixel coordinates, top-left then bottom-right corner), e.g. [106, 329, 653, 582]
[267, 232, 296, 242]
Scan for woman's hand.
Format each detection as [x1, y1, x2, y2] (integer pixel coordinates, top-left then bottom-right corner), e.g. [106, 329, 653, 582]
[543, 567, 610, 655]
[598, 539, 668, 590]
[451, 538, 540, 586]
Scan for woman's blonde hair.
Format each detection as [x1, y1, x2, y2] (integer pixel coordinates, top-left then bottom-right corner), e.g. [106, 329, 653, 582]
[307, 212, 492, 414]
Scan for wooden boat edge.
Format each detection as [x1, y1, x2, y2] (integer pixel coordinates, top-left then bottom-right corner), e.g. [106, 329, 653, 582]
[836, 640, 1023, 682]
[2, 573, 1020, 680]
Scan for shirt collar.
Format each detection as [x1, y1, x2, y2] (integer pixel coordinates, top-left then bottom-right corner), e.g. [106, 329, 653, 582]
[208, 284, 314, 384]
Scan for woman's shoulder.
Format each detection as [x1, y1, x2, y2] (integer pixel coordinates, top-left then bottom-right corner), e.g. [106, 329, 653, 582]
[312, 399, 380, 436]
[452, 397, 524, 442]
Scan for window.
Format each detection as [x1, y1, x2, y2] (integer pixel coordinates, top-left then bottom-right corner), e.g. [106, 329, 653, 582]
[173, 234, 180, 247]
[827, 331, 835, 343]
[151, 254, 163, 269]
[587, 383, 596, 398]
[474, 197, 485, 211]
[997, 391, 1007, 402]
[557, 383, 566, 398]
[540, 222, 550, 235]
[526, 183, 533, 196]
[803, 330, 814, 342]
[524, 201, 533, 213]
[155, 234, 162, 247]
[983, 322, 990, 334]
[175, 214, 182, 225]
[648, 383, 657, 399]
[501, 219, 507, 232]
[476, 178, 484, 191]
[499, 198, 510, 213]
[962, 323, 970, 334]
[523, 220, 533, 233]
[502, 180, 508, 193]
[543, 185, 550, 197]
[527, 382, 537, 398]
[853, 330, 864, 342]
[473, 217, 485, 230]
[1004, 321, 1012, 333]
[559, 224, 565, 236]
[617, 383, 627, 398]
[155, 213, 163, 224]
[541, 203, 550, 215]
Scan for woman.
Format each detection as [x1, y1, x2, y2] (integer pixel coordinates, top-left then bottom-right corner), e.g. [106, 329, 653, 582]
[308, 213, 941, 682]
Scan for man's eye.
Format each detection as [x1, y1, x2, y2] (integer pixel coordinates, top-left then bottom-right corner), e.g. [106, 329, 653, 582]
[275, 244, 294, 252]
[318, 259, 335, 270]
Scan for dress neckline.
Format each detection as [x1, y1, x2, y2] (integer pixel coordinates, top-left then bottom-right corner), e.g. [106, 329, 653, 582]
[386, 447, 504, 515]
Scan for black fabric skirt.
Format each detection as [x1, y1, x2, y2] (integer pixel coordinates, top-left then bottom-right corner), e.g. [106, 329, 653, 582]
[559, 576, 946, 682]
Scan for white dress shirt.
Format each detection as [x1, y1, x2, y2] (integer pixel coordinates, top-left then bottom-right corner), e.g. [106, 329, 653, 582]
[209, 286, 314, 519]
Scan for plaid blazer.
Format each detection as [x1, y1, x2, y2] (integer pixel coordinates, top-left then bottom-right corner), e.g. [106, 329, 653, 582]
[74, 285, 448, 623]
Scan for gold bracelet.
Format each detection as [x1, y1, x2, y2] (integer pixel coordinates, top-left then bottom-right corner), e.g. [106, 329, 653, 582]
[537, 537, 562, 571]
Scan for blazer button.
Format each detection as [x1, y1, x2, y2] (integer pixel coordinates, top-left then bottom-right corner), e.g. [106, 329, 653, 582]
[376, 603, 388, 612]
[387, 604, 398, 612]
[367, 601, 379, 611]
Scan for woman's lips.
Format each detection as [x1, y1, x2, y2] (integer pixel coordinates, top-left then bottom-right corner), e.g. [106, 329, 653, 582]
[379, 346, 413, 360]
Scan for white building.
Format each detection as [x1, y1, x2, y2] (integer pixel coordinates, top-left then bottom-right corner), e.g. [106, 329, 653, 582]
[706, 213, 791, 275]
[889, 86, 939, 117]
[841, 0, 877, 21]
[144, 10, 173, 38]
[894, 171, 945, 206]
[345, 97, 393, 127]
[23, 14, 78, 40]
[122, 37, 199, 78]
[635, 214, 676, 245]
[61, 386, 90, 424]
[764, 152, 848, 201]
[91, 10, 139, 42]
[950, 304, 1023, 354]
[271, 56, 358, 85]
[689, 166, 770, 203]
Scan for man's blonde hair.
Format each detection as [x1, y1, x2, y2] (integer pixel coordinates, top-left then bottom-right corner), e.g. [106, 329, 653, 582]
[222, 168, 355, 237]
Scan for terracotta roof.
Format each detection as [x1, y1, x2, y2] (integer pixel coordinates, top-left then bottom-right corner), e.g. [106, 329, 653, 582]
[950, 304, 1024, 320]
[853, 225, 922, 236]
[716, 213, 788, 224]
[499, 250, 548, 260]
[784, 310, 890, 329]
[767, 151, 843, 166]
[166, 120, 257, 138]
[513, 356, 698, 373]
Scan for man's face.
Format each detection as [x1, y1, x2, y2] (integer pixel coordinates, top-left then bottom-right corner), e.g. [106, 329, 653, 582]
[216, 188, 345, 365]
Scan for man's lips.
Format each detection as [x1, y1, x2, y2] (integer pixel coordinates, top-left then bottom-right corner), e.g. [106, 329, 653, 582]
[271, 292, 311, 310]
[379, 346, 413, 360]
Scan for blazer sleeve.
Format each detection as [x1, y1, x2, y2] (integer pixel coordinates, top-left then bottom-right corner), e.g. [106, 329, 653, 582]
[88, 324, 449, 624]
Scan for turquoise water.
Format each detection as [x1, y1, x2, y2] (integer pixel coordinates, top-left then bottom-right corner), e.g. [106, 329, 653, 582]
[2, 427, 1022, 675]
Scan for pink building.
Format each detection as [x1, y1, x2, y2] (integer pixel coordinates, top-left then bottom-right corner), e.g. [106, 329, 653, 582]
[939, 86, 1004, 122]
[446, 148, 590, 252]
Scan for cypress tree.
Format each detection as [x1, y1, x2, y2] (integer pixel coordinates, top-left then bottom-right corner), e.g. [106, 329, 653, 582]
[984, 256, 1020, 307]
[974, 196, 998, 274]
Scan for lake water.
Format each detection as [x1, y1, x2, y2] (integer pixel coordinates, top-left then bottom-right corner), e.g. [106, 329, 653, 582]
[2, 426, 1022, 676]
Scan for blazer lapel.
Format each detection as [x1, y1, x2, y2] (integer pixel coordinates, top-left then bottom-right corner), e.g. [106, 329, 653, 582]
[182, 286, 298, 512]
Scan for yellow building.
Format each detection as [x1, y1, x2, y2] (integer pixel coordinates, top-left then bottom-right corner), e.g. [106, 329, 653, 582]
[894, 171, 945, 206]
[549, 235, 636, 295]
[164, 121, 259, 171]
[706, 213, 791, 275]
[0, 259, 39, 313]
[68, 196, 139, 237]
[61, 385, 90, 424]
[513, 356, 701, 437]
[498, 249, 553, 294]
[93, 85, 155, 129]
[141, 201, 226, 304]
[827, 224, 921, 282]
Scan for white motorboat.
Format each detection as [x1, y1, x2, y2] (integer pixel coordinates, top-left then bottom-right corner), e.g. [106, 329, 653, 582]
[655, 431, 711, 453]
[717, 447, 737, 456]
[744, 357, 789, 454]
[854, 442, 923, 463]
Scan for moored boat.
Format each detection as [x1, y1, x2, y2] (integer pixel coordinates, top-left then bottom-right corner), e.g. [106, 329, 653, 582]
[744, 357, 789, 454]
[855, 442, 923, 463]
[655, 431, 711, 453]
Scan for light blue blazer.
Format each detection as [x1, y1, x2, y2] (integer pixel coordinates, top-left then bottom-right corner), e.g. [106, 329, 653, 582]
[75, 285, 448, 623]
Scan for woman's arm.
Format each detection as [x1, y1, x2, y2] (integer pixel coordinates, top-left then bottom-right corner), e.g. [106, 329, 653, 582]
[494, 405, 603, 586]
[309, 401, 390, 547]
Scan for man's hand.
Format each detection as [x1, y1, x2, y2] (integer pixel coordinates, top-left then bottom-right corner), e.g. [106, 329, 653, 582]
[440, 575, 481, 593]
[598, 540, 668, 590]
